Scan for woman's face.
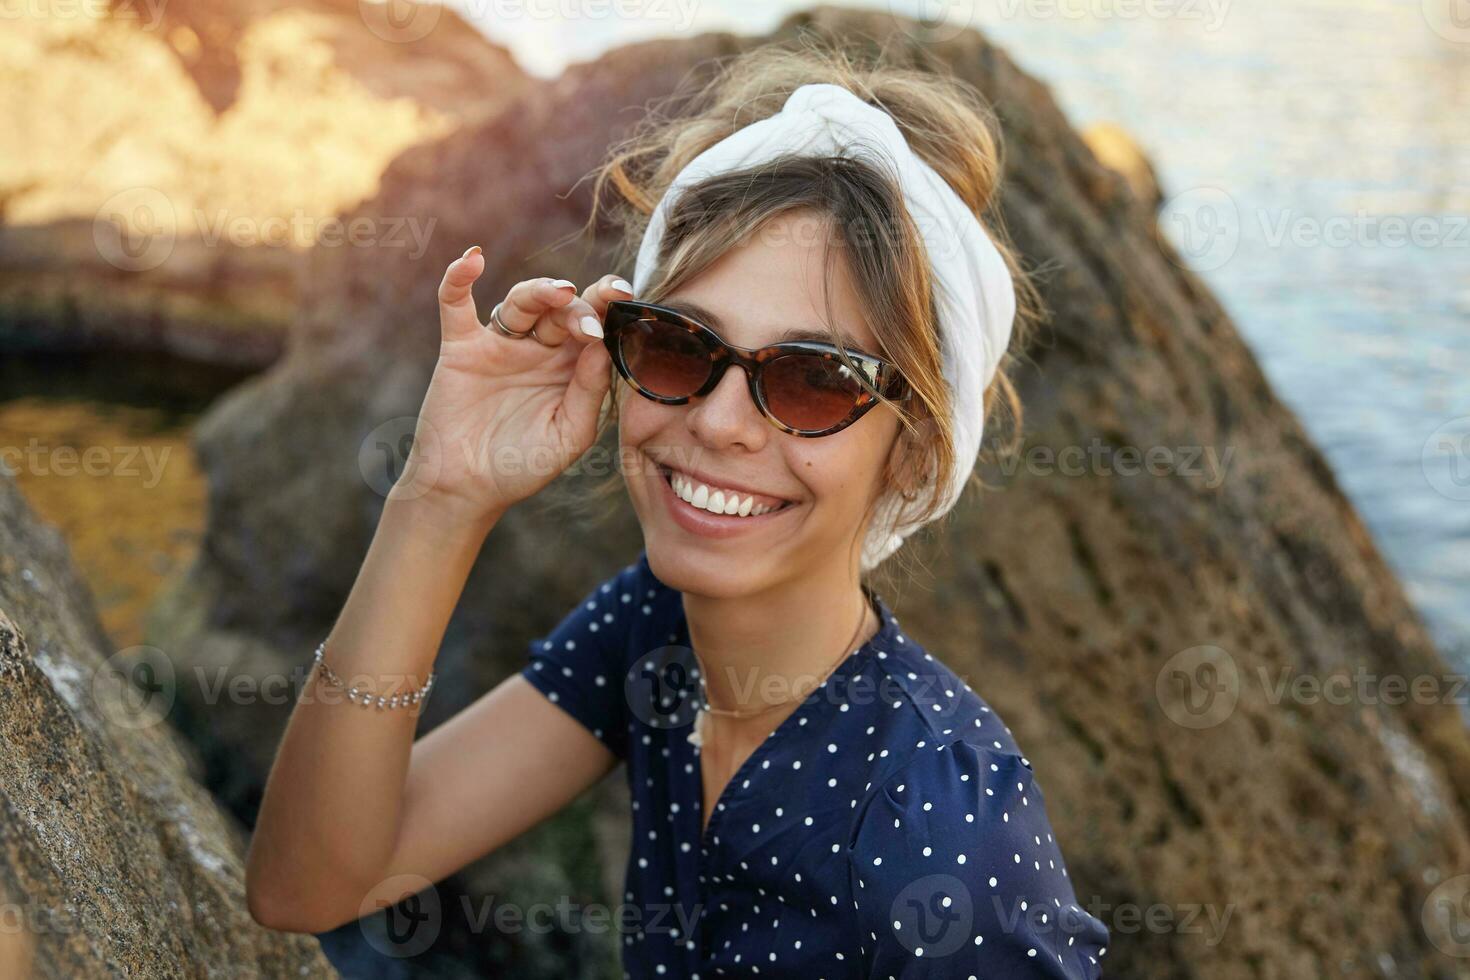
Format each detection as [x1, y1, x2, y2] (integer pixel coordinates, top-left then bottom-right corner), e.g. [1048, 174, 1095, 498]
[620, 210, 901, 597]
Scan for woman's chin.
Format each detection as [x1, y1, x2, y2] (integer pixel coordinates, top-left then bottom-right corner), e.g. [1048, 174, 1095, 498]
[644, 535, 780, 597]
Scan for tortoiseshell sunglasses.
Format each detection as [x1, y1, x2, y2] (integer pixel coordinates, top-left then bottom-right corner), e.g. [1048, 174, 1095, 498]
[602, 300, 912, 438]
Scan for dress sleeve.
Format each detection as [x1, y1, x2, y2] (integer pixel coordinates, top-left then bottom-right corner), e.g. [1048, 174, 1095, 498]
[848, 739, 1109, 978]
[518, 559, 642, 761]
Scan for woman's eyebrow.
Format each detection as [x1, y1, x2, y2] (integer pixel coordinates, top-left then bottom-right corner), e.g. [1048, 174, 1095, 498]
[662, 300, 877, 356]
[774, 326, 877, 357]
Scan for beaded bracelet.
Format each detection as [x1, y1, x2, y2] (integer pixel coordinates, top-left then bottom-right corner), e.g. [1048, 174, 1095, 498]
[310, 640, 435, 711]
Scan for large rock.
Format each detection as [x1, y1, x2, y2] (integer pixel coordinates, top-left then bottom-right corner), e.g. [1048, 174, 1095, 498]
[143, 5, 1470, 978]
[0, 0, 528, 368]
[0, 471, 335, 977]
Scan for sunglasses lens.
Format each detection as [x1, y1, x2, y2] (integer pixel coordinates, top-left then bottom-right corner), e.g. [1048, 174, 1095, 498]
[620, 317, 711, 398]
[763, 354, 866, 432]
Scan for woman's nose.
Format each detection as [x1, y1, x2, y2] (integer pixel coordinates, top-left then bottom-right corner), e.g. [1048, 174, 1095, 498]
[685, 363, 769, 446]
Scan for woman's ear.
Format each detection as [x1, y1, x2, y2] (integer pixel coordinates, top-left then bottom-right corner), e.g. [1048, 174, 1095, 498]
[883, 428, 924, 502]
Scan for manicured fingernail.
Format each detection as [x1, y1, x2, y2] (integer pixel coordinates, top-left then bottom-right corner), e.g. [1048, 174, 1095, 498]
[580, 316, 605, 338]
[462, 245, 481, 258]
[549, 278, 576, 290]
[609, 278, 633, 294]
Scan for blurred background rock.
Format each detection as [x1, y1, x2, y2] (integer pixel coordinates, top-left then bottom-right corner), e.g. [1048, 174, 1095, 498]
[1, 1, 1467, 978]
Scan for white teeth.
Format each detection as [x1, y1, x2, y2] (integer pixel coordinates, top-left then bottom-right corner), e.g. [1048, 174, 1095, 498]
[669, 470, 786, 518]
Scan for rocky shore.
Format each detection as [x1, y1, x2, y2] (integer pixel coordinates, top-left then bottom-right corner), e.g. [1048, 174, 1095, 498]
[3, 3, 1468, 978]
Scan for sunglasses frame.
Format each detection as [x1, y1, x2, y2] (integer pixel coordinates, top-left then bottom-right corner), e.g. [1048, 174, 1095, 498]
[602, 299, 913, 438]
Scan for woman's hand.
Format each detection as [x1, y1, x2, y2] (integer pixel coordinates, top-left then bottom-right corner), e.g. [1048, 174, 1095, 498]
[394, 246, 628, 520]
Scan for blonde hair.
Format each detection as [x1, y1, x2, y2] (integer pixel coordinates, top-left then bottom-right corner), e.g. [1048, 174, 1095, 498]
[555, 35, 1043, 585]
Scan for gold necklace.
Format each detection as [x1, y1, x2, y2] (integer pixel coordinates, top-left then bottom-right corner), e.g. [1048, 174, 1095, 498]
[686, 591, 873, 748]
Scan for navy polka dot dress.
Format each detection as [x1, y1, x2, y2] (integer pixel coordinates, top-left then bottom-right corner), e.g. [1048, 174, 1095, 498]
[522, 550, 1110, 977]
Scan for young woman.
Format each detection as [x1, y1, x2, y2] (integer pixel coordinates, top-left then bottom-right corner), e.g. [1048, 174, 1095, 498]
[247, 41, 1110, 978]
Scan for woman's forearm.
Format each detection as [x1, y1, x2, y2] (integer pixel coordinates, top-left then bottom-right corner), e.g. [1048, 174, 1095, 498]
[245, 489, 502, 931]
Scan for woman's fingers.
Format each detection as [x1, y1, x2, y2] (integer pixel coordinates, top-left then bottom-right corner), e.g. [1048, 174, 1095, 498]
[438, 254, 631, 349]
[543, 273, 633, 344]
[536, 286, 620, 346]
[556, 330, 615, 451]
[496, 276, 580, 346]
[437, 246, 487, 342]
[581, 274, 635, 318]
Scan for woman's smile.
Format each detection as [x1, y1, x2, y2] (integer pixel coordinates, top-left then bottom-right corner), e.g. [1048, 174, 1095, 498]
[652, 456, 803, 539]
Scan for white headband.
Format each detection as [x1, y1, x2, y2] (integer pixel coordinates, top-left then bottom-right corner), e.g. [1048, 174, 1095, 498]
[632, 82, 1017, 572]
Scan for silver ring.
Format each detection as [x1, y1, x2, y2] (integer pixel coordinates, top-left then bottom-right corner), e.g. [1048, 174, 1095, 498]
[489, 300, 536, 340]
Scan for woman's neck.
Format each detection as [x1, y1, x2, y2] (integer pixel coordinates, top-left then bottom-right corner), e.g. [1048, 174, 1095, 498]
[682, 566, 880, 713]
